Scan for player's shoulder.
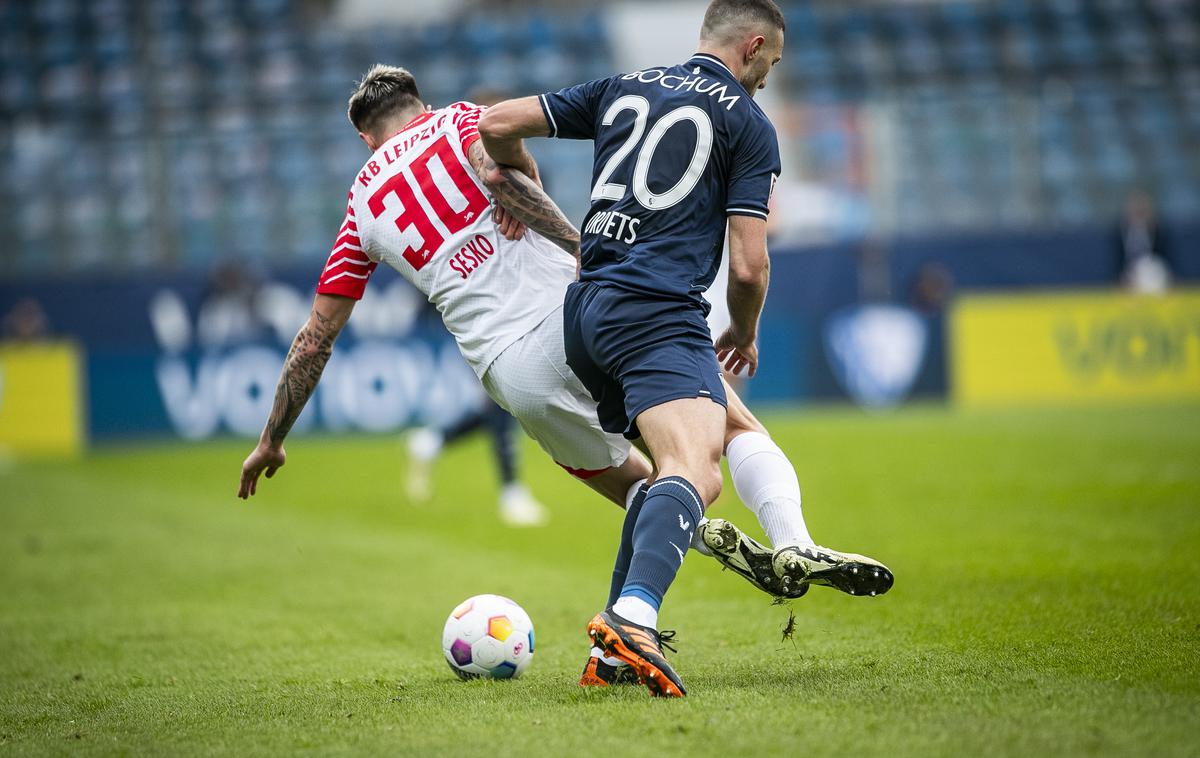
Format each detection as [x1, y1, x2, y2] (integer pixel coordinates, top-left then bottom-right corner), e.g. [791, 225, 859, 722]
[443, 101, 485, 123]
[443, 101, 485, 133]
[746, 100, 777, 135]
[445, 100, 483, 114]
[346, 144, 386, 214]
[343, 185, 366, 233]
[729, 95, 777, 149]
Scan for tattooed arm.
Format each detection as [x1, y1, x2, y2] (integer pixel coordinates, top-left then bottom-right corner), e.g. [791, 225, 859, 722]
[237, 293, 355, 499]
[467, 140, 580, 260]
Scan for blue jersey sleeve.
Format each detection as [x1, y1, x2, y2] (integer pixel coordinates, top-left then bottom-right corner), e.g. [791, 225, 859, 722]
[725, 118, 782, 220]
[539, 78, 609, 140]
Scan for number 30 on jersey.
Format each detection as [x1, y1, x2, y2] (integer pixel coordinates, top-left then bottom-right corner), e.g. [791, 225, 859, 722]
[367, 135, 490, 271]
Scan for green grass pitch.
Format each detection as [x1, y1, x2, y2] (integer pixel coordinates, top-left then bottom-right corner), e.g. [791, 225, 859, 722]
[1, 405, 1198, 756]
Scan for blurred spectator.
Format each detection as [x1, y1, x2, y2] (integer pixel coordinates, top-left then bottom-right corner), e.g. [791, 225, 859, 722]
[1116, 190, 1172, 294]
[197, 261, 268, 348]
[908, 262, 955, 399]
[910, 262, 954, 316]
[1, 298, 51, 342]
[857, 238, 892, 303]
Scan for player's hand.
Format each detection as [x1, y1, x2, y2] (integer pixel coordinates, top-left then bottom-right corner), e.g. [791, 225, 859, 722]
[238, 443, 286, 499]
[714, 327, 759, 377]
[493, 205, 526, 241]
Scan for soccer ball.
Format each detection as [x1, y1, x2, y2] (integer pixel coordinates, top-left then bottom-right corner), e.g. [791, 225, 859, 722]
[441, 594, 534, 680]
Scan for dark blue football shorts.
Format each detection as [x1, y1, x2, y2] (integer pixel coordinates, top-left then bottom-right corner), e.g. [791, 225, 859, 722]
[562, 280, 728, 440]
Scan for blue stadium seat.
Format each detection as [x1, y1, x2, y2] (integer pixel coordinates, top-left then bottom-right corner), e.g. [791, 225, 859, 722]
[1, 0, 1197, 271]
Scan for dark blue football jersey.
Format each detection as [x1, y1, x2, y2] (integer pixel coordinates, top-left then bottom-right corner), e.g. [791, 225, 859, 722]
[539, 53, 781, 308]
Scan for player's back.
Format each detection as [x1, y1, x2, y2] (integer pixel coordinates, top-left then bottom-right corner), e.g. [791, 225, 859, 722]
[539, 54, 780, 308]
[318, 102, 576, 375]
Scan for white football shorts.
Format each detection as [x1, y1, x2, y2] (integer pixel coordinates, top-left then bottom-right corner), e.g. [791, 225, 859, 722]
[481, 306, 631, 475]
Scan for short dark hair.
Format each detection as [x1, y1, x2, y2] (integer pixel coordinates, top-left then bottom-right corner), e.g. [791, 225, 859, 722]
[701, 0, 786, 42]
[347, 64, 422, 136]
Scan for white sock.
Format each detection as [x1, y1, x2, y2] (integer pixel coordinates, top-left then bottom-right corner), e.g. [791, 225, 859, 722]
[624, 479, 647, 510]
[612, 595, 658, 628]
[690, 521, 712, 555]
[590, 645, 624, 667]
[501, 482, 527, 503]
[726, 431, 814, 548]
[407, 427, 443, 462]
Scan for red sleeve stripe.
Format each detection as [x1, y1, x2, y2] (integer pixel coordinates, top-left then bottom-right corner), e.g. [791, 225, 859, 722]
[323, 254, 372, 273]
[321, 269, 372, 285]
[317, 195, 374, 300]
[332, 233, 362, 250]
[454, 105, 484, 153]
[318, 254, 378, 297]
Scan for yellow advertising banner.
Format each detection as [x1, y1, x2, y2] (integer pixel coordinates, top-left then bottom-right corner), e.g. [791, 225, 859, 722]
[0, 342, 85, 457]
[952, 290, 1200, 407]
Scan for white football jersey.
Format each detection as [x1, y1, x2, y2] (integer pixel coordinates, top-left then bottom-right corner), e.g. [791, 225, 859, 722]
[317, 102, 576, 375]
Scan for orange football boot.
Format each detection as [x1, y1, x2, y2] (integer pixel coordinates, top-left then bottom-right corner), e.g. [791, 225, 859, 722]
[586, 609, 685, 697]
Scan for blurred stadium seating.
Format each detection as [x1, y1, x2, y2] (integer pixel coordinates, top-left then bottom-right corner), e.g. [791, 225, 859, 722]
[0, 0, 613, 275]
[1, 0, 1197, 276]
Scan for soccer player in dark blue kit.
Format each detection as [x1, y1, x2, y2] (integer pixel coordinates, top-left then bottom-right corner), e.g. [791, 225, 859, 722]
[481, 0, 890, 697]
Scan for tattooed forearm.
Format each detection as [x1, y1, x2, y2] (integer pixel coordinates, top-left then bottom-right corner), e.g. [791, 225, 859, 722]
[264, 309, 340, 447]
[492, 165, 581, 256]
[469, 142, 580, 258]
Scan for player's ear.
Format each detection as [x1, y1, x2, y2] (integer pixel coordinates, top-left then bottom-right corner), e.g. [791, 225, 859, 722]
[358, 131, 377, 151]
[745, 34, 766, 63]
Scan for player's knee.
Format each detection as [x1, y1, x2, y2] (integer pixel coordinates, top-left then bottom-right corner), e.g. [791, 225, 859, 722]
[656, 456, 720, 506]
[725, 411, 768, 449]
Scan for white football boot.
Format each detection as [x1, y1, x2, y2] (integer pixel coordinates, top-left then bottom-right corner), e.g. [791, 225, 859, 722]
[698, 518, 809, 599]
[772, 544, 894, 597]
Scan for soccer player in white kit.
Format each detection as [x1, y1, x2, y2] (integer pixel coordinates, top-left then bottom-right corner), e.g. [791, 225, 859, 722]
[236, 65, 891, 685]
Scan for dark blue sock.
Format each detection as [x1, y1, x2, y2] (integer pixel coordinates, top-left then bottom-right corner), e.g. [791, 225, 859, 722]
[619, 476, 704, 609]
[483, 404, 518, 485]
[606, 483, 648, 608]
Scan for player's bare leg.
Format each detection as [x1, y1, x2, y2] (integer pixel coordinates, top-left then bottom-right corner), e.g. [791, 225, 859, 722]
[575, 453, 652, 506]
[587, 396, 726, 697]
[714, 377, 894, 598]
[571, 412, 821, 601]
[578, 434, 797, 687]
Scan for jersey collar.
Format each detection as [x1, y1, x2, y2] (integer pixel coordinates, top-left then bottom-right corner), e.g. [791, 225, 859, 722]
[384, 110, 436, 142]
[689, 52, 735, 76]
[687, 53, 750, 95]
